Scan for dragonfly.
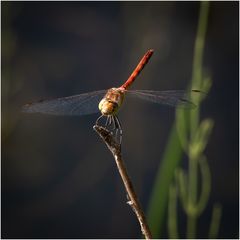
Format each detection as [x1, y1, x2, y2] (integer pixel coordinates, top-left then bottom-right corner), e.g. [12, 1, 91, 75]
[23, 49, 199, 142]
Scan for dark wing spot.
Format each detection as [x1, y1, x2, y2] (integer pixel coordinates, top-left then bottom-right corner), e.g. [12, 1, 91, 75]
[192, 89, 201, 92]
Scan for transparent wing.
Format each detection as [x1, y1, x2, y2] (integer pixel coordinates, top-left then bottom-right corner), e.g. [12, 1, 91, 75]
[22, 90, 107, 116]
[126, 89, 199, 108]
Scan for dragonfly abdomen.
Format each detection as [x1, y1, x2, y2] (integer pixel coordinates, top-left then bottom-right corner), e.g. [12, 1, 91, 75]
[121, 49, 154, 90]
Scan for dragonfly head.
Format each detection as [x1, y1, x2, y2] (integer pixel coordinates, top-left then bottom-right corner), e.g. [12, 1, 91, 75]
[98, 88, 125, 116]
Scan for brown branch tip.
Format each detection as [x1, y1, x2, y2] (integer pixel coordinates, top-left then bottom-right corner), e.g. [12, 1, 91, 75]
[93, 125, 152, 239]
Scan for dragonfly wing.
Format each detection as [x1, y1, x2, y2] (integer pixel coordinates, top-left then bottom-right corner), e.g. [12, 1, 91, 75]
[22, 90, 106, 116]
[126, 90, 197, 108]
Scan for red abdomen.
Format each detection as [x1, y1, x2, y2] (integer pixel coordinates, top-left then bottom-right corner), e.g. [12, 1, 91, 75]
[120, 49, 154, 90]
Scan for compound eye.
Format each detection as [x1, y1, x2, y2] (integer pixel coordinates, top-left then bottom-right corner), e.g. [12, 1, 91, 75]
[98, 99, 107, 111]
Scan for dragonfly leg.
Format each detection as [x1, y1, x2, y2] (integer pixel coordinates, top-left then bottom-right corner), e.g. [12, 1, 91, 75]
[109, 115, 113, 127]
[105, 115, 110, 126]
[113, 115, 123, 144]
[96, 114, 113, 130]
[111, 115, 116, 130]
[115, 115, 122, 135]
[95, 114, 122, 145]
[106, 115, 117, 131]
[96, 114, 105, 126]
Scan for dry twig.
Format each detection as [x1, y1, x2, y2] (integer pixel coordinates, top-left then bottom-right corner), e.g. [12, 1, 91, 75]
[93, 125, 152, 239]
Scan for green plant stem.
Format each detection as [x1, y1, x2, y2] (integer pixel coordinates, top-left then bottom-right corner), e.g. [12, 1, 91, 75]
[187, 214, 197, 238]
[197, 156, 211, 215]
[209, 204, 222, 238]
[147, 2, 211, 239]
[186, 157, 198, 238]
[168, 185, 179, 239]
[190, 1, 210, 137]
[147, 125, 182, 238]
[176, 169, 188, 212]
[188, 157, 198, 209]
[192, 1, 210, 87]
[186, 2, 210, 238]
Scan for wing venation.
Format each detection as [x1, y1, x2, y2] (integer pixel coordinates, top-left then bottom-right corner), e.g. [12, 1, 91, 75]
[22, 90, 106, 116]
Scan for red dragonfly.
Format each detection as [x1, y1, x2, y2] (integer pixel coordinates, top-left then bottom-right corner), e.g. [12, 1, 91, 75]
[23, 49, 198, 141]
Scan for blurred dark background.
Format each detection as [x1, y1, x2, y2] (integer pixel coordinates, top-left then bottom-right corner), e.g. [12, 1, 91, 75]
[2, 2, 238, 239]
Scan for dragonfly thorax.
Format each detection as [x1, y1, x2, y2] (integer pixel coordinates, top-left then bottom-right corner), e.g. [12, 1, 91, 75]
[98, 88, 125, 115]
